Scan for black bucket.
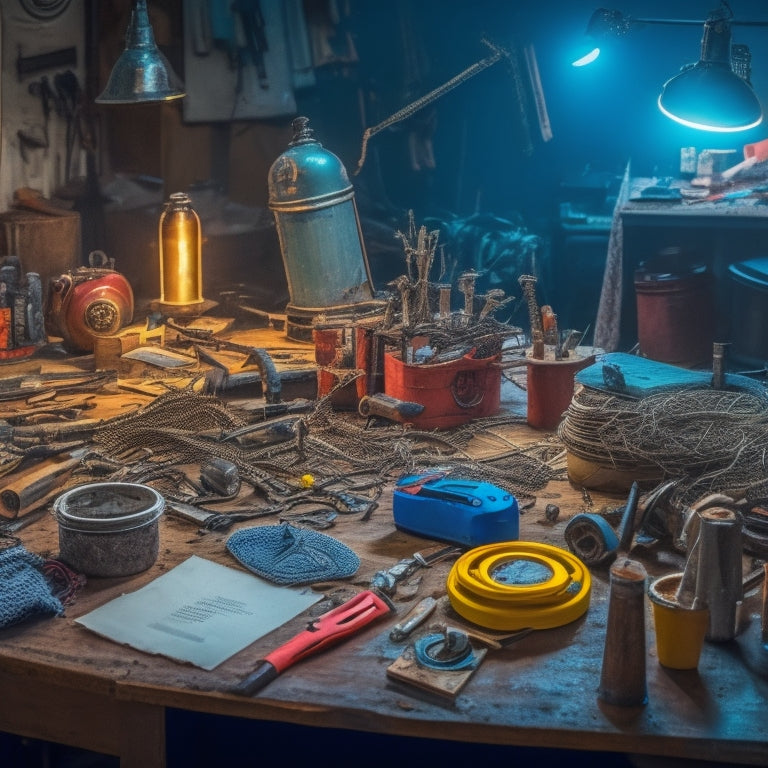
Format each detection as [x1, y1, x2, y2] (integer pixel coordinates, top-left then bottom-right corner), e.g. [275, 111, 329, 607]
[728, 257, 768, 367]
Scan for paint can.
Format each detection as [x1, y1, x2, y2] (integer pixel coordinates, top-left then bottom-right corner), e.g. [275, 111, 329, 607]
[727, 257, 768, 367]
[384, 350, 501, 429]
[648, 572, 709, 669]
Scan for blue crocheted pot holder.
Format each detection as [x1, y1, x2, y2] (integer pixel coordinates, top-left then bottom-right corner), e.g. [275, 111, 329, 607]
[0, 544, 63, 629]
[226, 524, 360, 585]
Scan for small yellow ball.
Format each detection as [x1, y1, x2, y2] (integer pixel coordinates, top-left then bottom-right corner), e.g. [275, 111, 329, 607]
[300, 473, 315, 488]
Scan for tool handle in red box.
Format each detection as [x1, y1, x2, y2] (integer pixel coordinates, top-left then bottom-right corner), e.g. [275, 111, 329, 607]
[265, 590, 392, 671]
[233, 590, 392, 697]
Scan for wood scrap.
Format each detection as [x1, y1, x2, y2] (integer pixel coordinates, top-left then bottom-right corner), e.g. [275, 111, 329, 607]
[0, 448, 87, 518]
[386, 643, 487, 700]
[0, 370, 117, 401]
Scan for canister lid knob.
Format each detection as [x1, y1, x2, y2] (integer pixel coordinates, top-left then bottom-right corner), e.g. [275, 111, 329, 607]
[269, 116, 352, 206]
[289, 116, 317, 146]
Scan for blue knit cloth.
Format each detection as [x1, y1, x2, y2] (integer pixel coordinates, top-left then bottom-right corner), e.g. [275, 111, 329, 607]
[0, 544, 64, 629]
[226, 524, 360, 586]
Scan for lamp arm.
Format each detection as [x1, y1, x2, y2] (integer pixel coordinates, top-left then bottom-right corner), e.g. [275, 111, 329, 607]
[633, 18, 768, 27]
[353, 38, 508, 175]
[631, 18, 706, 26]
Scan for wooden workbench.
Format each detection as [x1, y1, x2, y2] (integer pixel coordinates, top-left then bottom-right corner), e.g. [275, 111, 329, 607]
[0, 333, 766, 767]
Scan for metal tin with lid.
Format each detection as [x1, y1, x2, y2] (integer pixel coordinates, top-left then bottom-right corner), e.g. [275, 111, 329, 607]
[53, 482, 164, 577]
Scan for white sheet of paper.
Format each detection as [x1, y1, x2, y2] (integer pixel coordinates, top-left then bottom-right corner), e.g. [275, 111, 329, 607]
[75, 555, 322, 670]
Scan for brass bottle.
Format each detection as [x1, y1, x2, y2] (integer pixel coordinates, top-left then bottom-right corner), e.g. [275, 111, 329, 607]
[158, 192, 203, 306]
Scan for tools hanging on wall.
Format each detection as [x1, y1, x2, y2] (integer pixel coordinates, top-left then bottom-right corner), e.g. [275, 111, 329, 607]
[183, 0, 302, 121]
[4, 0, 86, 211]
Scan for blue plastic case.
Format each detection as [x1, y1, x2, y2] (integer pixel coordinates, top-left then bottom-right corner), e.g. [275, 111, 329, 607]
[392, 472, 519, 547]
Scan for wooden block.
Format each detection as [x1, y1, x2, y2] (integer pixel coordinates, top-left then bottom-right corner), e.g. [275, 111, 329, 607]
[0, 207, 80, 291]
[386, 644, 486, 700]
[121, 346, 198, 369]
[93, 324, 166, 372]
[117, 376, 204, 397]
[576, 352, 765, 399]
[169, 315, 235, 336]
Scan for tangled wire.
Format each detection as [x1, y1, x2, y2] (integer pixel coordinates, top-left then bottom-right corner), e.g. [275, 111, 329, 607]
[90, 383, 562, 511]
[558, 384, 768, 503]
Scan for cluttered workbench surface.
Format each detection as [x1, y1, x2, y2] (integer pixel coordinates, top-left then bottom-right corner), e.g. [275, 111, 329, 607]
[0, 316, 767, 768]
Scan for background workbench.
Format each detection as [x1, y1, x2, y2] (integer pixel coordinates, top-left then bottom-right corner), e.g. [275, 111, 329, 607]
[615, 177, 768, 352]
[0, 334, 766, 768]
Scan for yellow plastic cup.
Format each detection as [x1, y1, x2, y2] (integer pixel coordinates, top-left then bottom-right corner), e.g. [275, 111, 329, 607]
[648, 572, 709, 670]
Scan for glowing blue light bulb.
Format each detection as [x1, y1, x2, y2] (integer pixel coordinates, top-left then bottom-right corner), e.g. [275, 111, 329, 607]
[657, 94, 763, 133]
[572, 47, 600, 67]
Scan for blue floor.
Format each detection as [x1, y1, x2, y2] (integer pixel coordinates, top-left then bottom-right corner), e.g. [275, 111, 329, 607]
[3, 713, 734, 766]
[2, 717, 641, 767]
[166, 712, 638, 766]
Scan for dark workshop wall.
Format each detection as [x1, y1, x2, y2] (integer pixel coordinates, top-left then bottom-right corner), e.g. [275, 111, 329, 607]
[329, 0, 768, 225]
[92, 0, 768, 224]
[4, 0, 768, 307]
[282, 0, 768, 326]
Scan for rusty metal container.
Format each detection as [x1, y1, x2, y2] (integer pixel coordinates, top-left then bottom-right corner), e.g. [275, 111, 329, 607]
[54, 482, 165, 578]
[383, 350, 501, 429]
[0, 208, 81, 294]
[728, 257, 768, 366]
[634, 263, 714, 368]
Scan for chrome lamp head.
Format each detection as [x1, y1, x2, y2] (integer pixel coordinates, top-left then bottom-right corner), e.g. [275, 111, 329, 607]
[658, 13, 762, 132]
[96, 0, 185, 104]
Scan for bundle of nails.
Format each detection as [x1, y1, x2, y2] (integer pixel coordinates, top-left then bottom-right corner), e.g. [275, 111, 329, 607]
[380, 211, 523, 362]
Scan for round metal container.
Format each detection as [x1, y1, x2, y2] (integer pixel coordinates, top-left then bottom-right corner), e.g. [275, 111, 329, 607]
[268, 116, 383, 341]
[53, 482, 164, 577]
[634, 263, 714, 369]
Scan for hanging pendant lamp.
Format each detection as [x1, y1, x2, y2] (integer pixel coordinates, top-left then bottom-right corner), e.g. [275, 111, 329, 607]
[96, 0, 185, 104]
[658, 13, 762, 132]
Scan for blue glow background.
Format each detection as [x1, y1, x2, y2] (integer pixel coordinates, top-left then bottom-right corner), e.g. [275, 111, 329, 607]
[316, 0, 768, 224]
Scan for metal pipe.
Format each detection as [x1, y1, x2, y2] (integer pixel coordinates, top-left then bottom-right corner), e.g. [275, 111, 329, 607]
[712, 342, 728, 390]
[598, 558, 648, 707]
[695, 507, 743, 642]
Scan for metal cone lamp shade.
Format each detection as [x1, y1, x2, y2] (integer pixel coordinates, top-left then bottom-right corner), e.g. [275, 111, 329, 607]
[96, 0, 185, 104]
[658, 16, 762, 132]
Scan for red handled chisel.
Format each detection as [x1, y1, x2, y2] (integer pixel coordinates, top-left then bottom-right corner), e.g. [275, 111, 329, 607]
[232, 590, 393, 696]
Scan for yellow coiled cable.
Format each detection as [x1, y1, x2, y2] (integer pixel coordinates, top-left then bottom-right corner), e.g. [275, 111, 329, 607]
[446, 541, 591, 630]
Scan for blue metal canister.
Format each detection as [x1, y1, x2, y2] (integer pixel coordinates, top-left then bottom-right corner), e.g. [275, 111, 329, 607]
[268, 116, 384, 341]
